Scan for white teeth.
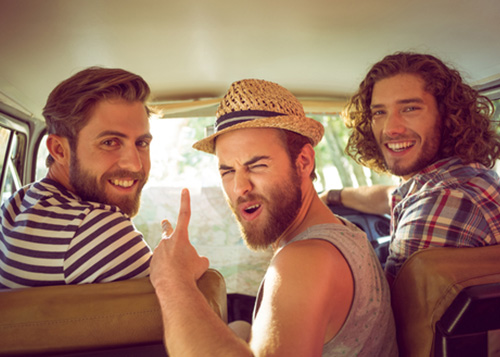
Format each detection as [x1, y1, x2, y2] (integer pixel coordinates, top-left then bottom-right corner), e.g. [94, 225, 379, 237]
[387, 141, 414, 152]
[111, 179, 134, 188]
[245, 204, 261, 213]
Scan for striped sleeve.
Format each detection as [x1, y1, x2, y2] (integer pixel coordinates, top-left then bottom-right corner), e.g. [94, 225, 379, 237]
[63, 208, 152, 284]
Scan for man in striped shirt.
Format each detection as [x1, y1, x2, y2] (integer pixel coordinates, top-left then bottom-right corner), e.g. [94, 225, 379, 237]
[322, 52, 500, 283]
[0, 67, 153, 289]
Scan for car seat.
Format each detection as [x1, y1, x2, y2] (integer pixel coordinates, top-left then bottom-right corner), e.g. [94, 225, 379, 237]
[391, 245, 500, 357]
[0, 268, 227, 356]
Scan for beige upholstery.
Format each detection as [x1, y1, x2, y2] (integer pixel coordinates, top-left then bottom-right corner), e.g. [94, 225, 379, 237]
[0, 268, 227, 356]
[391, 245, 500, 357]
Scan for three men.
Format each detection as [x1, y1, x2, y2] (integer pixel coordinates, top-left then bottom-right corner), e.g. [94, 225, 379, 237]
[150, 79, 397, 356]
[0, 67, 152, 288]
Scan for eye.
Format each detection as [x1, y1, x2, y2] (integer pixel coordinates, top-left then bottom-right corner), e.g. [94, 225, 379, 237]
[220, 169, 234, 178]
[403, 106, 420, 113]
[250, 164, 267, 170]
[371, 109, 385, 117]
[136, 140, 151, 148]
[101, 138, 120, 147]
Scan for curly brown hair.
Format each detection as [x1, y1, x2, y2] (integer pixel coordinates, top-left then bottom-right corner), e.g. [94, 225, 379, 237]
[43, 66, 151, 166]
[344, 52, 500, 173]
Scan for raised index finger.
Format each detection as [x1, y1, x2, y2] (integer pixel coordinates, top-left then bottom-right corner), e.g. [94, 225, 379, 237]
[174, 188, 191, 238]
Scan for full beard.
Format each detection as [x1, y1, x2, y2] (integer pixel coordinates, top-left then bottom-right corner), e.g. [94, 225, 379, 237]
[69, 155, 146, 217]
[228, 169, 303, 251]
[383, 125, 442, 177]
[385, 145, 439, 177]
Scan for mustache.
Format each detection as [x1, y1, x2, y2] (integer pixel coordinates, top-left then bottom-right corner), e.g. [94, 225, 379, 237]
[102, 170, 146, 181]
[235, 193, 265, 206]
[382, 134, 417, 141]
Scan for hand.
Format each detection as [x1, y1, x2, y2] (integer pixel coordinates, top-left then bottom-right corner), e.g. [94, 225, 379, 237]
[150, 188, 210, 289]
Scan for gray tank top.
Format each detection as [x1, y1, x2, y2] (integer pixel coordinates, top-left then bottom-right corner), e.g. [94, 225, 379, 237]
[253, 221, 398, 356]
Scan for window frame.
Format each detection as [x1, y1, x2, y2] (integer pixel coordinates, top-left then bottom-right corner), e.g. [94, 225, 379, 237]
[0, 103, 47, 202]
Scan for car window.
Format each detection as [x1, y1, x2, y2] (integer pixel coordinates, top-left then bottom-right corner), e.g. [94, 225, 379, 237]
[0, 126, 26, 204]
[35, 134, 49, 181]
[493, 97, 500, 122]
[0, 127, 9, 174]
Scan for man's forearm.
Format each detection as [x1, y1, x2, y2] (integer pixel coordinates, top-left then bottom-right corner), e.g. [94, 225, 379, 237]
[324, 185, 395, 215]
[155, 279, 252, 357]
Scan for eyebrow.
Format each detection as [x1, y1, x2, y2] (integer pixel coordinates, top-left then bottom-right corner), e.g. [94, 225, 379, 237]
[96, 131, 153, 141]
[370, 98, 425, 109]
[219, 155, 270, 171]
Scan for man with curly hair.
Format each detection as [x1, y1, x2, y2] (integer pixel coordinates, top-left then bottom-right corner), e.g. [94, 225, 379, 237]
[322, 52, 500, 282]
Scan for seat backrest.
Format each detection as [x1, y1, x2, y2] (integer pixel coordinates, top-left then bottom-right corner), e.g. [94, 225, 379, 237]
[434, 282, 500, 356]
[391, 244, 500, 357]
[0, 268, 227, 356]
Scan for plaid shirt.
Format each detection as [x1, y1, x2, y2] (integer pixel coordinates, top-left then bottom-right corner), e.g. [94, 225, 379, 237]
[385, 157, 500, 277]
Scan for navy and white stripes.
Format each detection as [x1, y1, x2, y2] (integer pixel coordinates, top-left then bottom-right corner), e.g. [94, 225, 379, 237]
[0, 178, 151, 289]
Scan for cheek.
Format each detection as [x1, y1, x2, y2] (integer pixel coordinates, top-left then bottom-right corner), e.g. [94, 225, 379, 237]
[141, 152, 151, 171]
[371, 121, 382, 141]
[221, 179, 232, 197]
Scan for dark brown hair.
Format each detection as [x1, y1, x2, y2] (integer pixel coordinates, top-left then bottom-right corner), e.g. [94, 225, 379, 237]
[344, 52, 500, 172]
[42, 66, 151, 166]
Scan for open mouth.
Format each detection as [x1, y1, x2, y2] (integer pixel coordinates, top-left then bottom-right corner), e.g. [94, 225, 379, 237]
[386, 141, 415, 152]
[244, 204, 261, 214]
[109, 179, 136, 188]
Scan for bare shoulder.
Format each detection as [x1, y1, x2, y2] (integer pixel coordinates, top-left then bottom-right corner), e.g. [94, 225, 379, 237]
[272, 238, 351, 274]
[266, 238, 354, 297]
[256, 238, 354, 347]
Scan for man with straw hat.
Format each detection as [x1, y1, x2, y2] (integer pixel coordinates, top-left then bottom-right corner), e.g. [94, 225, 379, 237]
[150, 79, 397, 356]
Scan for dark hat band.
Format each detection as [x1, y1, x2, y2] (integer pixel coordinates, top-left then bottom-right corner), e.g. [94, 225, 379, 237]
[215, 110, 285, 132]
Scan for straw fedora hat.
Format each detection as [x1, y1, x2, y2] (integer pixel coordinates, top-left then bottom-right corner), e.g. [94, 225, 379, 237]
[192, 79, 324, 154]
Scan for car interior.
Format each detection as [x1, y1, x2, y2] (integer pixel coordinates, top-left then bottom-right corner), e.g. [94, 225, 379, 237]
[1, 0, 500, 355]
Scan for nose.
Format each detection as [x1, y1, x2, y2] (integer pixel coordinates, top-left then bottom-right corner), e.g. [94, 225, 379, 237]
[118, 145, 143, 172]
[384, 111, 406, 137]
[233, 170, 252, 197]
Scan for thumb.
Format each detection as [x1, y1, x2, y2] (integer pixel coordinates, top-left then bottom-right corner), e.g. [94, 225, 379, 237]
[161, 219, 174, 238]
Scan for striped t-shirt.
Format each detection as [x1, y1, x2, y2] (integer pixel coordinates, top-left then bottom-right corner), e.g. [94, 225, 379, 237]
[0, 178, 151, 289]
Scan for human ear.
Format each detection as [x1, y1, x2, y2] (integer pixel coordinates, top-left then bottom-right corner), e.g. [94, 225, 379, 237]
[295, 143, 315, 178]
[46, 134, 71, 166]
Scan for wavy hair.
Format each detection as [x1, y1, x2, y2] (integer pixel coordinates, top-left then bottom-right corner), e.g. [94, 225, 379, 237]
[42, 66, 151, 166]
[344, 52, 500, 173]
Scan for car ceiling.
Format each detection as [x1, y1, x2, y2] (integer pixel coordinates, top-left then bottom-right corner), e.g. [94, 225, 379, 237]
[1, 0, 500, 120]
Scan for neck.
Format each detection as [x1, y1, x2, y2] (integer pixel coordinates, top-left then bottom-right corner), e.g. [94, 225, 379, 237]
[46, 164, 73, 192]
[272, 182, 340, 251]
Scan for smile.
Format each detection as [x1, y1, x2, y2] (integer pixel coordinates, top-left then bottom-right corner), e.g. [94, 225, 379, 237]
[386, 141, 415, 152]
[110, 179, 135, 188]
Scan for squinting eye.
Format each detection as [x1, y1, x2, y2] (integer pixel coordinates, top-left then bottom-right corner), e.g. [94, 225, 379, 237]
[220, 170, 234, 177]
[251, 164, 267, 169]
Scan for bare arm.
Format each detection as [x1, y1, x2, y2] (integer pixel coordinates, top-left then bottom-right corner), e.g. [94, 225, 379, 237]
[250, 239, 353, 356]
[320, 185, 396, 215]
[150, 189, 252, 357]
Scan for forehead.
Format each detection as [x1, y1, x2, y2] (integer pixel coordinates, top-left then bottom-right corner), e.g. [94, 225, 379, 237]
[82, 99, 149, 136]
[371, 73, 429, 104]
[215, 128, 287, 160]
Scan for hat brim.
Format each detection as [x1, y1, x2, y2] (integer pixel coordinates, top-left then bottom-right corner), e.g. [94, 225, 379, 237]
[192, 115, 324, 154]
